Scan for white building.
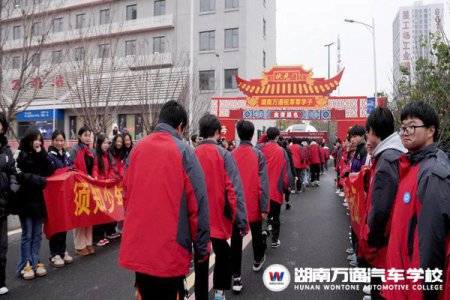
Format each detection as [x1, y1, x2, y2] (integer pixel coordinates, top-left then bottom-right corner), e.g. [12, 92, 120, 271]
[393, 1, 444, 84]
[1, 0, 276, 140]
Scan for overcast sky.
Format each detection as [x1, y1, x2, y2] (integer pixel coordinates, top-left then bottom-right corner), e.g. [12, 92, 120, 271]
[276, 0, 450, 97]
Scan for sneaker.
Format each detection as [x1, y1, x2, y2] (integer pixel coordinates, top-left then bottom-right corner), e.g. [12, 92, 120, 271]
[253, 255, 266, 272]
[336, 189, 340, 194]
[349, 260, 358, 267]
[95, 239, 110, 247]
[267, 224, 272, 232]
[106, 232, 121, 239]
[347, 254, 356, 261]
[271, 239, 281, 248]
[339, 191, 345, 197]
[35, 263, 47, 277]
[63, 252, 74, 264]
[21, 265, 35, 280]
[50, 255, 65, 268]
[363, 296, 372, 300]
[286, 203, 291, 210]
[75, 247, 90, 256]
[214, 290, 226, 300]
[0, 287, 8, 295]
[343, 202, 348, 207]
[232, 276, 243, 294]
[363, 285, 371, 295]
[86, 245, 95, 254]
[346, 247, 354, 254]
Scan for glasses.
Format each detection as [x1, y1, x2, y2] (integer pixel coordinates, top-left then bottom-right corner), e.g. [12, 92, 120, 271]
[397, 125, 427, 136]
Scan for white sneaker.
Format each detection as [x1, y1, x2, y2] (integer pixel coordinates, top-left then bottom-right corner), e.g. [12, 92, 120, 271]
[0, 287, 8, 295]
[63, 252, 74, 264]
[363, 285, 371, 295]
[21, 265, 35, 280]
[35, 263, 47, 277]
[346, 247, 354, 254]
[336, 189, 340, 194]
[349, 260, 358, 267]
[339, 192, 345, 197]
[50, 255, 65, 268]
[347, 254, 356, 261]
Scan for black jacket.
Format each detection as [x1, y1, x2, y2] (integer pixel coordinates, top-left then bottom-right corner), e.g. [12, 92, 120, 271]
[0, 136, 16, 218]
[13, 149, 55, 218]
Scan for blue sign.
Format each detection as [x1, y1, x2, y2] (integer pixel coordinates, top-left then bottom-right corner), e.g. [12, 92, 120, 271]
[16, 109, 64, 121]
[367, 98, 376, 114]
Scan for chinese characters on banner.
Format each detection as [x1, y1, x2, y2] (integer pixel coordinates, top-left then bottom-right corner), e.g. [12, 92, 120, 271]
[250, 97, 328, 108]
[43, 169, 124, 238]
[11, 75, 64, 90]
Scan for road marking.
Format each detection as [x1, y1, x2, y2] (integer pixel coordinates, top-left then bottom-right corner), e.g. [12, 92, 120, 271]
[187, 233, 253, 299]
[7, 228, 22, 236]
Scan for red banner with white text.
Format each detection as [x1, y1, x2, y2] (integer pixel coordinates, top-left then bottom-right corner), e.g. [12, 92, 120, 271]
[43, 169, 124, 238]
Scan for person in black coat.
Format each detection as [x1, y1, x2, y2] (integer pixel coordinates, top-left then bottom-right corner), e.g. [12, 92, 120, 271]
[14, 128, 54, 280]
[279, 139, 296, 210]
[0, 113, 16, 295]
[47, 130, 73, 268]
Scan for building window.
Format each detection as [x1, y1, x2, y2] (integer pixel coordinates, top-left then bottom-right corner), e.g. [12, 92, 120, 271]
[225, 28, 238, 49]
[52, 50, 63, 64]
[12, 56, 21, 69]
[153, 36, 165, 53]
[154, 1, 165, 16]
[199, 70, 215, 90]
[263, 18, 266, 37]
[125, 40, 137, 56]
[200, 0, 215, 12]
[33, 0, 43, 4]
[199, 30, 215, 51]
[32, 22, 42, 36]
[263, 50, 266, 68]
[31, 53, 40, 67]
[13, 25, 21, 40]
[53, 17, 63, 33]
[74, 47, 85, 61]
[126, 4, 137, 21]
[224, 69, 238, 89]
[76, 13, 86, 29]
[225, 0, 238, 9]
[14, 0, 22, 6]
[99, 9, 110, 25]
[98, 43, 110, 58]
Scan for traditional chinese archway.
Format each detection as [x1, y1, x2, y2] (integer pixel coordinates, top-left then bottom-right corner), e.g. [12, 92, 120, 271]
[211, 66, 369, 142]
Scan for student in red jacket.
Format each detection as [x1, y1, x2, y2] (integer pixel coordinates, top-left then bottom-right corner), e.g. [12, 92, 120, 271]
[383, 102, 450, 300]
[231, 120, 269, 294]
[109, 134, 125, 181]
[257, 127, 291, 248]
[119, 101, 210, 300]
[309, 140, 321, 186]
[195, 114, 247, 300]
[92, 134, 117, 247]
[289, 138, 302, 193]
[69, 127, 95, 256]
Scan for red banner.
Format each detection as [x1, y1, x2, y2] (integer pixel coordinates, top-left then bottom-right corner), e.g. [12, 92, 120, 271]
[343, 167, 370, 238]
[43, 169, 124, 238]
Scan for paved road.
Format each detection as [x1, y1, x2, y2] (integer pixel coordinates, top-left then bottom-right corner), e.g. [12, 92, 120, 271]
[2, 169, 365, 299]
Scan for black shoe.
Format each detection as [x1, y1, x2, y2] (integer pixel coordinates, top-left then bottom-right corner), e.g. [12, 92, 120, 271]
[271, 239, 281, 248]
[286, 203, 291, 210]
[232, 276, 243, 294]
[253, 255, 266, 272]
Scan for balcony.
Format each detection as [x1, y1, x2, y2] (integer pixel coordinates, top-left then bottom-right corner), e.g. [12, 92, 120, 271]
[3, 15, 175, 52]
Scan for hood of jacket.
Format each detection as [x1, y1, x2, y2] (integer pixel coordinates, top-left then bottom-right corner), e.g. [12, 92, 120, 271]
[373, 132, 407, 158]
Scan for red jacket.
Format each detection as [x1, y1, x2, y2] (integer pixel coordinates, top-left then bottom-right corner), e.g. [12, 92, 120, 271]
[299, 147, 307, 169]
[195, 140, 247, 239]
[232, 141, 269, 223]
[309, 143, 321, 164]
[289, 144, 302, 169]
[93, 151, 117, 180]
[119, 123, 210, 278]
[69, 142, 94, 176]
[319, 147, 326, 164]
[383, 144, 450, 300]
[257, 141, 290, 204]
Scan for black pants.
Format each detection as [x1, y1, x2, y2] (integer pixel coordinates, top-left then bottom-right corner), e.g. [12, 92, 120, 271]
[311, 164, 321, 182]
[211, 238, 231, 290]
[250, 221, 265, 262]
[194, 257, 209, 300]
[49, 231, 67, 258]
[295, 168, 302, 191]
[231, 225, 242, 277]
[269, 200, 281, 242]
[0, 217, 7, 287]
[93, 224, 107, 242]
[135, 272, 185, 300]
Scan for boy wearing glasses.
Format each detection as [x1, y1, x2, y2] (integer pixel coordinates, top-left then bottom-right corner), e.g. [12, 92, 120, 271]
[383, 101, 450, 300]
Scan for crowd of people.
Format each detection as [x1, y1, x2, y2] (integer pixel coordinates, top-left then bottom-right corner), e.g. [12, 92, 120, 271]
[334, 102, 450, 300]
[0, 99, 448, 300]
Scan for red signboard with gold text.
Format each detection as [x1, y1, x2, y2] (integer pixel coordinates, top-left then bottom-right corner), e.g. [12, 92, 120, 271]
[43, 169, 124, 238]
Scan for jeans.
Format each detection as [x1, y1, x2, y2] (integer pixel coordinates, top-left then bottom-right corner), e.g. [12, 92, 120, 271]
[17, 215, 43, 274]
[303, 167, 310, 185]
[0, 217, 7, 287]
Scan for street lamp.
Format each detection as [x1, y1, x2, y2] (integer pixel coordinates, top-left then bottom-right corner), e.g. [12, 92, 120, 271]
[345, 18, 378, 100]
[324, 42, 335, 79]
[215, 53, 223, 97]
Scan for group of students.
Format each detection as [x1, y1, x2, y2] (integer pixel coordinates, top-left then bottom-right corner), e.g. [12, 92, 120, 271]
[118, 100, 302, 300]
[0, 120, 134, 295]
[334, 102, 450, 300]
